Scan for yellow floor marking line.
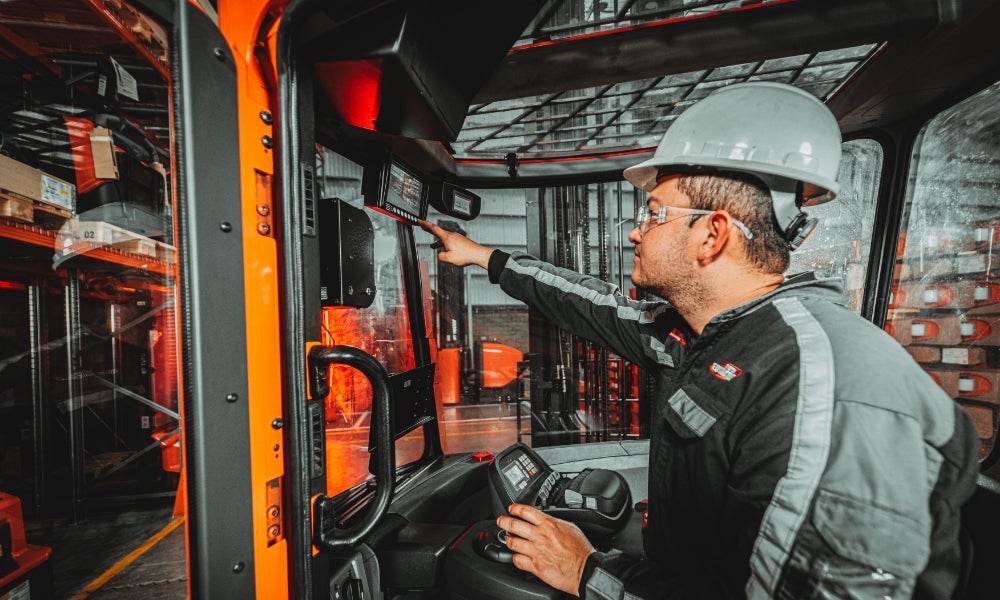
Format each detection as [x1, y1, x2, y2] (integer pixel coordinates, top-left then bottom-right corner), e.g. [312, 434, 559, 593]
[69, 516, 185, 600]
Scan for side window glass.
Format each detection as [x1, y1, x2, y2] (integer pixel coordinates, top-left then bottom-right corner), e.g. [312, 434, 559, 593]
[788, 139, 883, 313]
[314, 149, 422, 495]
[887, 80, 1000, 461]
[0, 1, 178, 514]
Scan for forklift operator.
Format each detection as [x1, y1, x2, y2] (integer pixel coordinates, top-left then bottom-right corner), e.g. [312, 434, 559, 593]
[420, 82, 979, 599]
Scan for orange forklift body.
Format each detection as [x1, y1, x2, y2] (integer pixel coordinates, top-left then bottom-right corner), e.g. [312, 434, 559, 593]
[0, 493, 52, 599]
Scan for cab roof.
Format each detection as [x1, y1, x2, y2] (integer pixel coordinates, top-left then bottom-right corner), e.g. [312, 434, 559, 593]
[304, 0, 1000, 186]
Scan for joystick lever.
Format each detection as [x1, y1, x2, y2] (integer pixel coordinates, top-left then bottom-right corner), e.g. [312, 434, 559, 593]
[475, 524, 514, 564]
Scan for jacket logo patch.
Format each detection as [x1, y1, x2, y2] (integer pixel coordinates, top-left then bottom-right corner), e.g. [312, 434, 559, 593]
[710, 362, 742, 381]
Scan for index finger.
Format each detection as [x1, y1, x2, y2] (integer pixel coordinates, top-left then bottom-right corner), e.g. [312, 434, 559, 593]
[417, 219, 441, 236]
[508, 503, 548, 525]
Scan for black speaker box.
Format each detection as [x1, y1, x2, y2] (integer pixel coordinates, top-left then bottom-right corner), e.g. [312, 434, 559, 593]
[318, 198, 375, 308]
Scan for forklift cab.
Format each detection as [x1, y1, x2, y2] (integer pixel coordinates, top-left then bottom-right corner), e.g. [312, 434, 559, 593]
[266, 0, 1000, 597]
[2, 1, 1000, 599]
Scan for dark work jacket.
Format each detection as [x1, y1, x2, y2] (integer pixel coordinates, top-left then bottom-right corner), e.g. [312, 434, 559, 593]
[488, 250, 979, 600]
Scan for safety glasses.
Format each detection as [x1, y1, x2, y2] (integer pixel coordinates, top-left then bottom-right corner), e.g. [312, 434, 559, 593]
[635, 206, 754, 240]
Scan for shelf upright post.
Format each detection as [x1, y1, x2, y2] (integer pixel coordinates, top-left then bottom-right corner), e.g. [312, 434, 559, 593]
[64, 268, 87, 523]
[28, 279, 48, 514]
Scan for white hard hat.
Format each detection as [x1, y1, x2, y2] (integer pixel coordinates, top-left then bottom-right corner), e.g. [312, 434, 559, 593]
[623, 82, 842, 248]
[624, 81, 841, 200]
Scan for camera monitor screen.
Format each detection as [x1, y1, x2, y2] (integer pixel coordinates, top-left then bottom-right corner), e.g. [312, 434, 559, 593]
[364, 156, 428, 224]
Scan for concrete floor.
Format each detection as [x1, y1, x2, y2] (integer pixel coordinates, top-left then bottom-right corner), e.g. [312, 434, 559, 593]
[23, 403, 526, 599]
[26, 500, 185, 599]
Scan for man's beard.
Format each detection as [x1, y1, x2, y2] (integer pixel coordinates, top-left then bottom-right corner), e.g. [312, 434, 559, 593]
[632, 249, 710, 313]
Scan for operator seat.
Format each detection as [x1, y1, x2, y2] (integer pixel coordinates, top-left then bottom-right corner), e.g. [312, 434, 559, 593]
[954, 474, 1000, 600]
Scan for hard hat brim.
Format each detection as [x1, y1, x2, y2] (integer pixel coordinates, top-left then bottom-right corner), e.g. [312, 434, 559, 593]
[623, 155, 839, 203]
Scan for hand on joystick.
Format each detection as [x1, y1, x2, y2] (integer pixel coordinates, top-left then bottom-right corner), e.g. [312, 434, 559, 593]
[496, 503, 596, 597]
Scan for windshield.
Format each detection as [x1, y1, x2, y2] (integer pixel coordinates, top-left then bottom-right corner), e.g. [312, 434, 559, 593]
[413, 137, 882, 454]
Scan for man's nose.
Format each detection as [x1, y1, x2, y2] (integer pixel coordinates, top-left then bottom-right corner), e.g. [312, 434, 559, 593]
[628, 226, 642, 244]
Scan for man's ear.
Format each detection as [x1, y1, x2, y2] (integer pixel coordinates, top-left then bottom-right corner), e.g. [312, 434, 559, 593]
[696, 211, 733, 262]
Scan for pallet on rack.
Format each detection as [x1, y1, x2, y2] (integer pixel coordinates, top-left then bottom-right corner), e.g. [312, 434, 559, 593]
[0, 153, 75, 217]
[0, 190, 34, 223]
[155, 240, 176, 265]
[59, 219, 160, 259]
[31, 198, 73, 229]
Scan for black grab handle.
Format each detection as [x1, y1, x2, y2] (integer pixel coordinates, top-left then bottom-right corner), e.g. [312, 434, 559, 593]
[308, 345, 395, 550]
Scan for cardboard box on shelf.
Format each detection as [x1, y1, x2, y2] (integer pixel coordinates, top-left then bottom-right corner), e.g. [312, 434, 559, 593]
[0, 153, 76, 214]
[941, 347, 989, 365]
[899, 229, 977, 255]
[907, 346, 943, 363]
[908, 346, 987, 366]
[906, 346, 986, 366]
[927, 368, 1000, 403]
[89, 126, 120, 181]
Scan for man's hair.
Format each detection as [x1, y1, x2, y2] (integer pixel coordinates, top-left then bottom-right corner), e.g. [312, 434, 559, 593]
[675, 172, 790, 273]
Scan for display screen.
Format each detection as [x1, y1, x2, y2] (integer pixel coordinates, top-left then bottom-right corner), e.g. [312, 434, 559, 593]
[385, 162, 424, 220]
[363, 155, 428, 224]
[500, 449, 540, 494]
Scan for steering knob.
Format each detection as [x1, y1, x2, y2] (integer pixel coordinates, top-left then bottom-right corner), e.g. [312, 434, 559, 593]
[476, 525, 514, 563]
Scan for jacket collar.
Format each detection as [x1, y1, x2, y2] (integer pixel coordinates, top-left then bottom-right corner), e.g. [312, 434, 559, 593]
[708, 272, 846, 325]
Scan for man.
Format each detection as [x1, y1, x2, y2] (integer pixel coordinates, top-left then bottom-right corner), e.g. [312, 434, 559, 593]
[421, 82, 979, 599]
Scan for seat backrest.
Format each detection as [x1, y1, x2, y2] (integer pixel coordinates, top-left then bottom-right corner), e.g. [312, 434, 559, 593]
[957, 474, 1000, 600]
[952, 525, 973, 600]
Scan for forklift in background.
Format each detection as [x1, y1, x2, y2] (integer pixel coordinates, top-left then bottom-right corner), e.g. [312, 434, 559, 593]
[0, 492, 51, 600]
[432, 220, 524, 407]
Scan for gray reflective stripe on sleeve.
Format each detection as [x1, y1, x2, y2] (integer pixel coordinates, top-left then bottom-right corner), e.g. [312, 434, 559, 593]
[648, 337, 675, 367]
[668, 389, 716, 436]
[506, 258, 662, 323]
[584, 568, 642, 600]
[746, 297, 835, 599]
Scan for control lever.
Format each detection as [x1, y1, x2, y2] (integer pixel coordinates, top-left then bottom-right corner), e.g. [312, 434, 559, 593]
[474, 523, 515, 564]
